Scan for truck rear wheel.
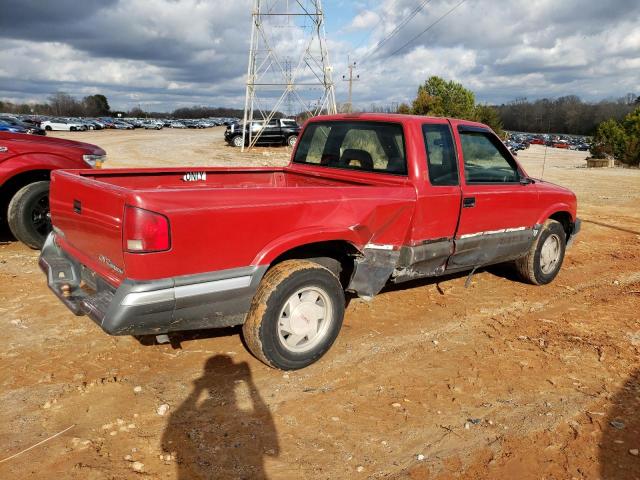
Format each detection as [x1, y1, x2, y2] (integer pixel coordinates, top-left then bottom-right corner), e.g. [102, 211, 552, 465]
[242, 260, 345, 370]
[8, 181, 51, 249]
[515, 219, 566, 285]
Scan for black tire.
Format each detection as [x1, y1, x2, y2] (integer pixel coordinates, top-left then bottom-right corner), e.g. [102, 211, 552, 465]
[45, 125, 52, 131]
[232, 135, 244, 148]
[287, 135, 297, 147]
[242, 260, 345, 370]
[515, 219, 566, 285]
[7, 181, 51, 249]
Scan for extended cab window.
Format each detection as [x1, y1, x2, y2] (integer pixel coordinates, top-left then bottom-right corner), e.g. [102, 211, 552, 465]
[459, 129, 520, 183]
[293, 121, 407, 175]
[423, 123, 459, 186]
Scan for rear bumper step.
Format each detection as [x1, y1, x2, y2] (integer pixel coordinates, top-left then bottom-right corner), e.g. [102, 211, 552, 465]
[39, 233, 267, 336]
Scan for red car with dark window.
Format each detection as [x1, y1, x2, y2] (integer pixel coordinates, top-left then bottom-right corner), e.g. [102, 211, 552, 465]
[0, 132, 105, 248]
[40, 114, 579, 369]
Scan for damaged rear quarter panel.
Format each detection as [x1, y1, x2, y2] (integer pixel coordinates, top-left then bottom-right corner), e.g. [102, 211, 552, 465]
[128, 175, 417, 281]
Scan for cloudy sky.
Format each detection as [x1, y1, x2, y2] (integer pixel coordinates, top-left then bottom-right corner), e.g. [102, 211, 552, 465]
[0, 0, 638, 112]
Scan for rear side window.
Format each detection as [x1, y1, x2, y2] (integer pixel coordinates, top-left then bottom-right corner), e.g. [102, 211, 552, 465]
[459, 130, 520, 183]
[294, 121, 407, 175]
[423, 123, 459, 186]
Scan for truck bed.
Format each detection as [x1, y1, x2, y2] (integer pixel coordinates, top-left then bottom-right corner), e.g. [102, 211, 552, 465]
[50, 166, 416, 285]
[78, 167, 371, 190]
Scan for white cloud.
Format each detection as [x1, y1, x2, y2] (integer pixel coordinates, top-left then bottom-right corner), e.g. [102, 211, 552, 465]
[0, 0, 638, 111]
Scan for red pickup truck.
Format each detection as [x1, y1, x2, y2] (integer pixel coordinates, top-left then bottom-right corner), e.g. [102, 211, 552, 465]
[40, 114, 580, 369]
[0, 132, 106, 248]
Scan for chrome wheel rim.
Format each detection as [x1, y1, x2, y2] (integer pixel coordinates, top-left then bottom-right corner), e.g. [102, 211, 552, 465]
[288, 136, 297, 147]
[540, 234, 561, 274]
[277, 287, 332, 353]
[233, 137, 243, 147]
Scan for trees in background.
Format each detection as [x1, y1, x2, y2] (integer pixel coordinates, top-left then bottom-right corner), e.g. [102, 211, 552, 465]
[171, 106, 245, 119]
[591, 107, 640, 166]
[83, 94, 111, 116]
[495, 95, 637, 135]
[400, 76, 504, 136]
[1, 92, 111, 117]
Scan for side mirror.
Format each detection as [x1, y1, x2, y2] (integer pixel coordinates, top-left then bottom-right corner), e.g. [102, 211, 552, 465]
[519, 176, 534, 185]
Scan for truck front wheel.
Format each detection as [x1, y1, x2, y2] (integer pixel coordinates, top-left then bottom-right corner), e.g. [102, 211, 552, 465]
[232, 135, 244, 148]
[515, 219, 566, 285]
[242, 260, 345, 370]
[286, 135, 297, 147]
[7, 181, 51, 249]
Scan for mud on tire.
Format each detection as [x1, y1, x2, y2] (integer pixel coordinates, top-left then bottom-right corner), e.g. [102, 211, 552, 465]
[515, 219, 566, 285]
[242, 259, 345, 370]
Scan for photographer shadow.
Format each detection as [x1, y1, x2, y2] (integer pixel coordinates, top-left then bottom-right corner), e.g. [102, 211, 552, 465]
[162, 355, 279, 479]
[600, 368, 640, 479]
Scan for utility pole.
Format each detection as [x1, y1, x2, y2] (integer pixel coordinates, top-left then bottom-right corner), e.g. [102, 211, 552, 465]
[342, 58, 359, 113]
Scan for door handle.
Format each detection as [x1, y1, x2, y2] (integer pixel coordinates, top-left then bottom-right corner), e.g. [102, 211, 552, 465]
[463, 197, 476, 208]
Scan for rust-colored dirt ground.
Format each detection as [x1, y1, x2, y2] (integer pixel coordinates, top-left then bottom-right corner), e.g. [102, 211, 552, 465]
[1, 128, 639, 479]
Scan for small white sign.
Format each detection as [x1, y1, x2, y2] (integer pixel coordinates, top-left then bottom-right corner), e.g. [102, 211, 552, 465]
[182, 172, 207, 182]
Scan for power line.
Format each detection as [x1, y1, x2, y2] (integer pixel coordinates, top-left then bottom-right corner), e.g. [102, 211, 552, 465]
[349, 0, 397, 54]
[387, 0, 467, 58]
[360, 0, 434, 64]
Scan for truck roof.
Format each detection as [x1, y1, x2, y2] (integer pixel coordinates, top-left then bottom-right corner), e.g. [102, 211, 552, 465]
[308, 112, 490, 130]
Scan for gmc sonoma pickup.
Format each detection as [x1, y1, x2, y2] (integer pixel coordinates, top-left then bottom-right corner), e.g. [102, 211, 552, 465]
[0, 131, 106, 249]
[40, 113, 580, 370]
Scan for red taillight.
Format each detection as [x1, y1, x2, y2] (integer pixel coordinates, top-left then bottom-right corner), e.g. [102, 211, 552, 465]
[123, 206, 170, 253]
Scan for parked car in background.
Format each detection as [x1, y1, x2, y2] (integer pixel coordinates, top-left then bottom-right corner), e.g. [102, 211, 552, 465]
[225, 118, 300, 147]
[98, 118, 116, 128]
[0, 116, 46, 135]
[170, 122, 187, 129]
[0, 131, 106, 248]
[79, 119, 103, 130]
[112, 121, 134, 130]
[143, 121, 163, 130]
[41, 118, 86, 132]
[0, 119, 30, 134]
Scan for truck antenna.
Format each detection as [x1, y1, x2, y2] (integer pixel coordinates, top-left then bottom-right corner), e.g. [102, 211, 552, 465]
[540, 116, 551, 180]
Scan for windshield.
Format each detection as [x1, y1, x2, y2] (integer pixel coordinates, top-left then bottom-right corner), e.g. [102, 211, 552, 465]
[293, 121, 407, 175]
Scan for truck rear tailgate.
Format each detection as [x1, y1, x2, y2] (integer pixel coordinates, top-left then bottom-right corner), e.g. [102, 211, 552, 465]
[50, 170, 127, 285]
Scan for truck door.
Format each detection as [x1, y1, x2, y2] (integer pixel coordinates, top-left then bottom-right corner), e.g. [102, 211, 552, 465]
[448, 124, 539, 269]
[399, 120, 461, 278]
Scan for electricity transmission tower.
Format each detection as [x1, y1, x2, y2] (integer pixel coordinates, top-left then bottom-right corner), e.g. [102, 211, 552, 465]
[242, 0, 337, 150]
